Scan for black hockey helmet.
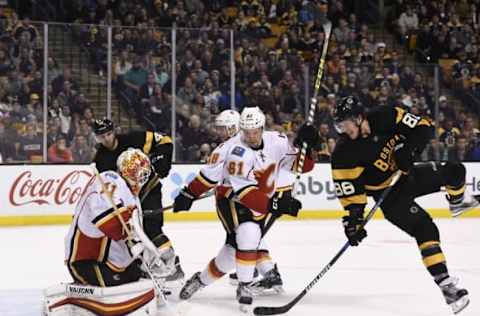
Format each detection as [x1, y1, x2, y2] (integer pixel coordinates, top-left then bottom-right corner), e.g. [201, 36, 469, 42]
[94, 118, 114, 135]
[333, 96, 364, 133]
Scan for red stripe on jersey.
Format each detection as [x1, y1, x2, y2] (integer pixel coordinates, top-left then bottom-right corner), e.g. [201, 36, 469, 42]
[96, 207, 134, 241]
[71, 229, 107, 262]
[236, 250, 258, 263]
[188, 177, 212, 197]
[208, 259, 225, 279]
[238, 187, 270, 214]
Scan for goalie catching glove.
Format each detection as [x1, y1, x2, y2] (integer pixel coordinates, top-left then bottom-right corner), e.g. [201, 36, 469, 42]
[342, 209, 367, 246]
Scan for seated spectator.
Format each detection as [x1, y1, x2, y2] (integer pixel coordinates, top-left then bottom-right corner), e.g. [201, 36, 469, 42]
[447, 135, 473, 162]
[397, 6, 418, 41]
[421, 138, 448, 161]
[123, 56, 148, 97]
[180, 114, 210, 160]
[16, 122, 43, 162]
[0, 119, 16, 163]
[438, 119, 461, 145]
[177, 76, 197, 106]
[48, 134, 73, 163]
[70, 134, 93, 163]
[0, 49, 13, 76]
[114, 50, 132, 82]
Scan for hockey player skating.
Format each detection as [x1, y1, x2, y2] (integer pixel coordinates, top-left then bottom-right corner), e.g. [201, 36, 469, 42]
[47, 149, 173, 315]
[331, 96, 479, 314]
[173, 107, 317, 311]
[92, 118, 184, 285]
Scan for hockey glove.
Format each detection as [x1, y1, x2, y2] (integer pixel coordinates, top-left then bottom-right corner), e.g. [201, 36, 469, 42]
[342, 211, 367, 246]
[173, 187, 195, 213]
[269, 194, 302, 217]
[294, 124, 320, 153]
[151, 153, 171, 178]
[394, 143, 414, 174]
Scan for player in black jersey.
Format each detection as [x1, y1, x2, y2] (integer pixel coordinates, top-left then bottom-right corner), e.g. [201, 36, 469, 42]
[92, 118, 184, 284]
[330, 96, 479, 314]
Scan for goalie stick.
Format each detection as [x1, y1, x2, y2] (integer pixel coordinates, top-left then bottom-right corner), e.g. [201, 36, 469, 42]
[90, 163, 170, 307]
[263, 20, 332, 236]
[253, 170, 403, 315]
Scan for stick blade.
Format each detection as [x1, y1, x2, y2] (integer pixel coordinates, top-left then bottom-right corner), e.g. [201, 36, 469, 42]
[253, 305, 289, 316]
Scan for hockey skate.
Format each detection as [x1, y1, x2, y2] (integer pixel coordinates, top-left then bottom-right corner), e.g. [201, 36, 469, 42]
[249, 264, 284, 296]
[164, 256, 185, 286]
[439, 277, 470, 314]
[236, 282, 253, 313]
[448, 194, 479, 217]
[179, 272, 205, 300]
[229, 268, 259, 286]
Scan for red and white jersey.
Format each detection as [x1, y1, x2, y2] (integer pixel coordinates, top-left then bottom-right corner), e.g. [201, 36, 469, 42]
[65, 171, 138, 269]
[207, 131, 293, 196]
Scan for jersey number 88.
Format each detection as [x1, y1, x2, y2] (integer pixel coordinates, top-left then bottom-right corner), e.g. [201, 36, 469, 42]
[335, 181, 355, 197]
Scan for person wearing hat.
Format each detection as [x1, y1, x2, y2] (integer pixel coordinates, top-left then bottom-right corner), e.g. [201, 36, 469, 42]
[92, 118, 185, 286]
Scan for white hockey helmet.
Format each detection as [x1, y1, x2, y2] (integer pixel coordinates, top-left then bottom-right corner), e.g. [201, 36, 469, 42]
[215, 110, 240, 136]
[117, 148, 151, 195]
[239, 106, 265, 130]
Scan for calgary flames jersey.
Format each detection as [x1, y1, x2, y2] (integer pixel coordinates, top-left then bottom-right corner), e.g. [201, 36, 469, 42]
[331, 106, 433, 212]
[65, 171, 138, 270]
[188, 131, 314, 214]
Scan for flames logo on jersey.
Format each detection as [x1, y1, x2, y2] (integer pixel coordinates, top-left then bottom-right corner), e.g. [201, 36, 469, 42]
[254, 163, 276, 194]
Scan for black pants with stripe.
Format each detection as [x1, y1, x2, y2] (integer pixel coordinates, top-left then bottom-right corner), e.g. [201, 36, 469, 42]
[140, 178, 166, 246]
[68, 260, 143, 287]
[370, 162, 464, 244]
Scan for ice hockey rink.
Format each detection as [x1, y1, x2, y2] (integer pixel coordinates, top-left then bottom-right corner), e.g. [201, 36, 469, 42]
[1, 218, 479, 316]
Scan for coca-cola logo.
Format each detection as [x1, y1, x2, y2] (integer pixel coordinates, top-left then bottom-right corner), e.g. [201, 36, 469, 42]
[9, 170, 95, 206]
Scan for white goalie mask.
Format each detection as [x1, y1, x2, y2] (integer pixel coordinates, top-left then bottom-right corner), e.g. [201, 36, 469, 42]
[215, 110, 240, 139]
[117, 148, 151, 196]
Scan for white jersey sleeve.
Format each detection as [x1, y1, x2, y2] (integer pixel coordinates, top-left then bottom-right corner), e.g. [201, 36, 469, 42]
[199, 142, 231, 184]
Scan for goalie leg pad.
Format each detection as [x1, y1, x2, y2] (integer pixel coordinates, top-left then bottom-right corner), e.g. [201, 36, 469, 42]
[43, 279, 161, 316]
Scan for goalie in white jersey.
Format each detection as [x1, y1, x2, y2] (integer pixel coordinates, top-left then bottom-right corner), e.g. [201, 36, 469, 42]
[65, 148, 155, 287]
[173, 107, 318, 310]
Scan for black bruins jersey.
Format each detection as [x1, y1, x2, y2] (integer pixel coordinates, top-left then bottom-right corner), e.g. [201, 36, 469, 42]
[331, 106, 434, 212]
[93, 131, 172, 173]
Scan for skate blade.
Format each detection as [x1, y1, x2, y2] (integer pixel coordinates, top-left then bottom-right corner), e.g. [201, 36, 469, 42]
[452, 200, 480, 217]
[249, 285, 284, 297]
[238, 303, 252, 313]
[452, 296, 470, 314]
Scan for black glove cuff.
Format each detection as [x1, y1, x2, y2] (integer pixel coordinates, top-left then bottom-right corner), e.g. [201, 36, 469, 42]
[180, 187, 195, 200]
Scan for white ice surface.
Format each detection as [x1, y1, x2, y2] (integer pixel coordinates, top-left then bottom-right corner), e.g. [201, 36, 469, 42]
[0, 218, 479, 316]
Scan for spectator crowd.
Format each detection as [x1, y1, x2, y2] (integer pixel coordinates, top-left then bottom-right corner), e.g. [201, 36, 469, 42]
[0, 0, 478, 163]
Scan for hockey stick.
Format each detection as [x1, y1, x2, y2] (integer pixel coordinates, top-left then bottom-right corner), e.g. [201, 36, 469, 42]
[90, 164, 170, 307]
[143, 190, 215, 216]
[253, 170, 403, 315]
[262, 21, 333, 235]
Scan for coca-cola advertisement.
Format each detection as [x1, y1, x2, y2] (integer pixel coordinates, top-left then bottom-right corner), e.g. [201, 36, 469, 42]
[4, 165, 94, 215]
